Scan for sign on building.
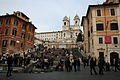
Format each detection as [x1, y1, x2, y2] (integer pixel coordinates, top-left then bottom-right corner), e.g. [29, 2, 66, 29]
[105, 36, 112, 44]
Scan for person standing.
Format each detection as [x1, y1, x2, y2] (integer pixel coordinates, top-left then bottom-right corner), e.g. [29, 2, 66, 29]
[69, 59, 74, 71]
[115, 58, 120, 72]
[73, 57, 77, 72]
[98, 57, 105, 75]
[65, 57, 70, 72]
[105, 55, 110, 71]
[83, 58, 86, 68]
[90, 57, 97, 75]
[77, 58, 81, 71]
[6, 55, 13, 77]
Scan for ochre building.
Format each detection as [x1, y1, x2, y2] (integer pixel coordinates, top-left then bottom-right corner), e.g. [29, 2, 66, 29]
[81, 0, 120, 62]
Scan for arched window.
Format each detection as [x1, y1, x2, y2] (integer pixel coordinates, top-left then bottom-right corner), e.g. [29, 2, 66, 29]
[75, 21, 78, 24]
[64, 33, 65, 37]
[64, 22, 66, 25]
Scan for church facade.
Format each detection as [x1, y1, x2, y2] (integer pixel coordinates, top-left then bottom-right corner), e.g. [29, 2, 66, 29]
[35, 15, 82, 49]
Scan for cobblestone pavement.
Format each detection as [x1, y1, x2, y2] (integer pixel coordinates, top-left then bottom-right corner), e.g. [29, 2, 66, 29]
[0, 66, 120, 80]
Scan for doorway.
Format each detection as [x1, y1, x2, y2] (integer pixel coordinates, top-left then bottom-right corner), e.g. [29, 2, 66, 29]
[110, 52, 119, 66]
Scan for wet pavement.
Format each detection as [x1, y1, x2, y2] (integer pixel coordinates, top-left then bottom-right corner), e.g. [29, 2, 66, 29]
[0, 66, 120, 80]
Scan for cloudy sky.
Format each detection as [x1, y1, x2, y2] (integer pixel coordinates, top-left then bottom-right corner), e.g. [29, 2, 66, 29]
[0, 0, 105, 32]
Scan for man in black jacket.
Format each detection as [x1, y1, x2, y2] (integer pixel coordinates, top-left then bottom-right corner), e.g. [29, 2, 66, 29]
[90, 57, 97, 75]
[115, 58, 120, 72]
[6, 55, 13, 77]
[98, 57, 105, 75]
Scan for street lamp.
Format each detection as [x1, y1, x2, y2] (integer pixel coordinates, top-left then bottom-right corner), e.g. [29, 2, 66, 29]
[16, 40, 20, 53]
[16, 40, 20, 43]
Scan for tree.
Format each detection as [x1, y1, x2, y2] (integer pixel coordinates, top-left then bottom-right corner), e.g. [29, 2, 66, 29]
[76, 33, 83, 42]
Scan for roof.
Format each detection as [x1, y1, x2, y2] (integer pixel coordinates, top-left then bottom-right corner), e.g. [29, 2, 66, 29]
[0, 14, 37, 29]
[74, 14, 80, 20]
[86, 3, 119, 17]
[15, 11, 29, 19]
[63, 16, 69, 21]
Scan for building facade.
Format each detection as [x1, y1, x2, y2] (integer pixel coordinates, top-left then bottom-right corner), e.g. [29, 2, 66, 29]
[35, 15, 82, 49]
[81, 0, 120, 62]
[0, 11, 37, 55]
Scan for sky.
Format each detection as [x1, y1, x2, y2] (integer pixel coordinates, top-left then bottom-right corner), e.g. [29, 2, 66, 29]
[0, 0, 106, 32]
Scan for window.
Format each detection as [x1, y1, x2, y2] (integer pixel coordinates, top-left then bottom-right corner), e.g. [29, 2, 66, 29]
[2, 40, 7, 47]
[97, 9, 101, 16]
[10, 40, 16, 46]
[22, 24, 26, 30]
[75, 21, 77, 24]
[91, 27, 93, 33]
[99, 37, 103, 44]
[21, 33, 25, 39]
[96, 23, 104, 31]
[6, 19, 11, 24]
[64, 33, 65, 37]
[5, 29, 8, 35]
[110, 23, 118, 30]
[28, 33, 30, 40]
[21, 43, 23, 47]
[110, 8, 115, 16]
[0, 20, 2, 24]
[113, 37, 118, 44]
[64, 22, 66, 25]
[71, 35, 72, 38]
[12, 29, 17, 36]
[14, 20, 18, 25]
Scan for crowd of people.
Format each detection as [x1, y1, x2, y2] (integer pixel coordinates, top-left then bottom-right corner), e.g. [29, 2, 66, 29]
[0, 49, 120, 77]
[0, 52, 39, 77]
[34, 49, 120, 76]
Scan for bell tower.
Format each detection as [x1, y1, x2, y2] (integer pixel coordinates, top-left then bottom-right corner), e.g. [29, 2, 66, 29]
[74, 14, 80, 26]
[62, 16, 70, 30]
